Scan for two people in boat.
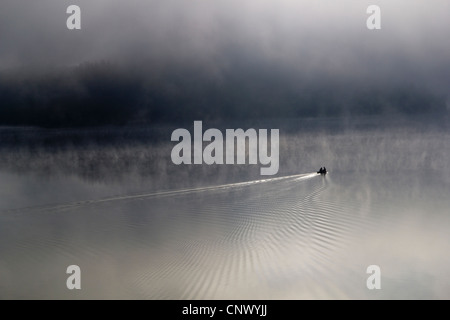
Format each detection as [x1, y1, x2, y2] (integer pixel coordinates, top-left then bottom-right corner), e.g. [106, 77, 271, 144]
[317, 167, 327, 174]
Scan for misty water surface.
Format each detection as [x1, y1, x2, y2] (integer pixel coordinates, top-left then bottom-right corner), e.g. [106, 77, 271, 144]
[0, 117, 449, 299]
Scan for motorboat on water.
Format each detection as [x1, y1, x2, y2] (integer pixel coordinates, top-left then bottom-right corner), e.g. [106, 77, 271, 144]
[317, 167, 327, 175]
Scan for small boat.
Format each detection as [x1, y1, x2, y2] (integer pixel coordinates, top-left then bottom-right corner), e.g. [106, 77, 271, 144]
[317, 167, 327, 175]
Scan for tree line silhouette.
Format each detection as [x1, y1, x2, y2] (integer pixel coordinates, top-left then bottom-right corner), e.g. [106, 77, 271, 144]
[0, 61, 445, 128]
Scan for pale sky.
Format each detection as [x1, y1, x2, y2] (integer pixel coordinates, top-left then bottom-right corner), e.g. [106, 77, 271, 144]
[1, 0, 449, 92]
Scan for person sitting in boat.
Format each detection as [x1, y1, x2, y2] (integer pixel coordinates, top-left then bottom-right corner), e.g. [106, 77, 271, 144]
[317, 167, 327, 174]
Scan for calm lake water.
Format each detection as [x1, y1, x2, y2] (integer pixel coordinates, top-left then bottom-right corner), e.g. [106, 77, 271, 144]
[1, 117, 449, 299]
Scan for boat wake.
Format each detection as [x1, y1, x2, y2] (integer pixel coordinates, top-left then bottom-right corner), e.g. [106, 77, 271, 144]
[2, 172, 318, 214]
[0, 171, 384, 299]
